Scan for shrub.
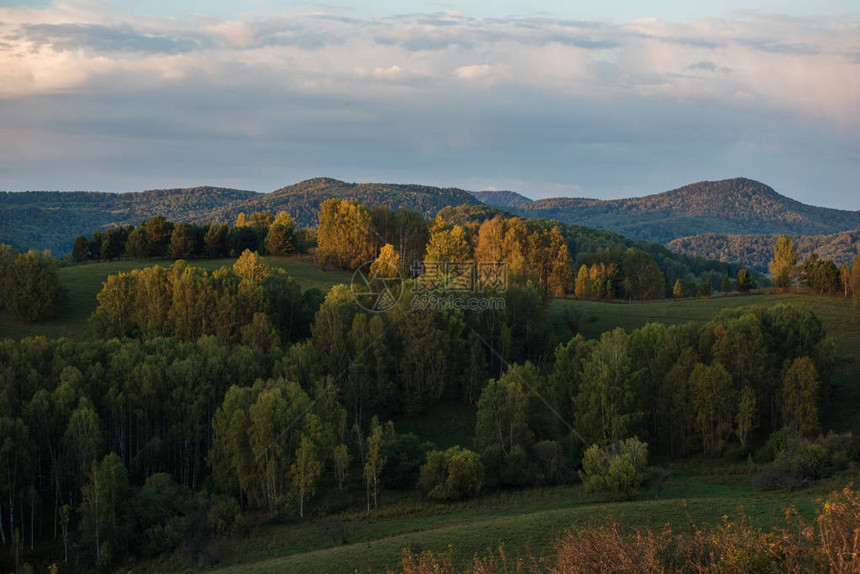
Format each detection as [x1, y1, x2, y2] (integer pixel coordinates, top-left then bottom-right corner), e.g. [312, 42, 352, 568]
[382, 431, 435, 489]
[754, 432, 858, 491]
[579, 438, 648, 501]
[532, 440, 566, 486]
[418, 446, 483, 501]
[390, 486, 860, 573]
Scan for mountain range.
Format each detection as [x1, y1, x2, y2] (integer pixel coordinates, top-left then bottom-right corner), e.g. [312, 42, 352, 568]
[1, 177, 858, 266]
[0, 178, 481, 254]
[468, 190, 533, 208]
[509, 178, 860, 244]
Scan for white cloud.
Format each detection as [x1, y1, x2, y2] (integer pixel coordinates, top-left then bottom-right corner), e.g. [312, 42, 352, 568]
[453, 63, 489, 79]
[0, 4, 857, 206]
[0, 8, 855, 122]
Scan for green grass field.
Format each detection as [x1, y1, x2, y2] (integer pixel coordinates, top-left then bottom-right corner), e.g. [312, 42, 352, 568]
[0, 256, 352, 340]
[143, 460, 848, 574]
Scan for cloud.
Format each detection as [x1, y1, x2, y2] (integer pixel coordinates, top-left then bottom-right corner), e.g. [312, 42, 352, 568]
[686, 61, 730, 72]
[0, 4, 856, 208]
[12, 23, 202, 54]
[453, 63, 490, 79]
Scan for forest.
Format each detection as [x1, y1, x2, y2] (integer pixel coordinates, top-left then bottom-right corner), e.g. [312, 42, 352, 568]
[514, 178, 860, 243]
[0, 202, 859, 572]
[67, 200, 754, 301]
[667, 229, 860, 272]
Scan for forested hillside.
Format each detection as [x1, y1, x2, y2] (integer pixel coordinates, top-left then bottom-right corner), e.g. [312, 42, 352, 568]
[437, 205, 758, 293]
[206, 178, 481, 228]
[0, 187, 258, 254]
[469, 190, 532, 208]
[0, 179, 481, 255]
[514, 178, 860, 243]
[667, 229, 860, 272]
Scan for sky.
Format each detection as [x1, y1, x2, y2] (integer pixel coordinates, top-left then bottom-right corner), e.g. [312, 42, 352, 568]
[0, 1, 858, 208]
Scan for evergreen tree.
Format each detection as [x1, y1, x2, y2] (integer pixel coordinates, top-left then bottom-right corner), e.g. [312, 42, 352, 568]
[169, 223, 195, 259]
[72, 235, 89, 262]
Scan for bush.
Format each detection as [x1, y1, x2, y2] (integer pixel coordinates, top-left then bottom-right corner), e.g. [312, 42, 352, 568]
[754, 432, 858, 491]
[579, 438, 649, 501]
[418, 446, 484, 501]
[532, 440, 566, 486]
[392, 486, 860, 573]
[382, 431, 435, 489]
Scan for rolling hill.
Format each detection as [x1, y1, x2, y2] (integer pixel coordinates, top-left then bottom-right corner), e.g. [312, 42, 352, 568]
[469, 190, 532, 208]
[0, 186, 258, 255]
[0, 178, 481, 254]
[667, 229, 860, 272]
[512, 178, 860, 244]
[3, 176, 858, 262]
[207, 177, 482, 227]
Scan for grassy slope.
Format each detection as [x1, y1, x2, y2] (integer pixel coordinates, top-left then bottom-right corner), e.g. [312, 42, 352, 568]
[0, 256, 351, 340]
[191, 463, 843, 574]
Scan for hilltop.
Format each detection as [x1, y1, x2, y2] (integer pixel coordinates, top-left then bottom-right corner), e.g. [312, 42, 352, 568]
[469, 190, 532, 208]
[3, 176, 858, 257]
[667, 229, 860, 272]
[513, 178, 860, 243]
[0, 186, 258, 255]
[0, 179, 480, 254]
[206, 177, 481, 226]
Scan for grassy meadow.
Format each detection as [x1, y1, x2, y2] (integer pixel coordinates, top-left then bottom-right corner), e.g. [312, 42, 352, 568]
[130, 460, 848, 574]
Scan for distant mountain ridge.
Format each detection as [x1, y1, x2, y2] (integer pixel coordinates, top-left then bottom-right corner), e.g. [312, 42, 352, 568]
[206, 177, 482, 226]
[469, 190, 532, 208]
[512, 178, 860, 244]
[0, 186, 259, 255]
[667, 230, 860, 272]
[2, 176, 857, 258]
[0, 178, 482, 254]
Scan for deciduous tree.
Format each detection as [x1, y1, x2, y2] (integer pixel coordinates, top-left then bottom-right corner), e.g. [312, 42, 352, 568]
[769, 235, 799, 289]
[782, 357, 820, 436]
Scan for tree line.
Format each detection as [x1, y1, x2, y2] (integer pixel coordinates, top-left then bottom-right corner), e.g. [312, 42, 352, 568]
[770, 234, 860, 316]
[66, 198, 757, 301]
[89, 251, 321, 346]
[70, 212, 310, 262]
